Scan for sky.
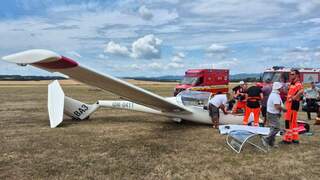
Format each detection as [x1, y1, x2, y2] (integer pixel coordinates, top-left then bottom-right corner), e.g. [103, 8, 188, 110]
[0, 0, 320, 77]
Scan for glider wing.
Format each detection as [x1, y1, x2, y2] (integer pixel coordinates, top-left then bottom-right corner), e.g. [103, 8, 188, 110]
[2, 49, 191, 113]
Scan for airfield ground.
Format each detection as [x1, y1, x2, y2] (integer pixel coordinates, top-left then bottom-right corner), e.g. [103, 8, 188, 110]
[0, 80, 319, 179]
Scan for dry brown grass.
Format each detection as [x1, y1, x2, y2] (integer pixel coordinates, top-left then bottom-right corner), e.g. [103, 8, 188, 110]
[0, 81, 320, 180]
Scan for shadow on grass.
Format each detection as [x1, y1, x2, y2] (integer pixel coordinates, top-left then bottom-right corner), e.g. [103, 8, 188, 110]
[59, 114, 210, 130]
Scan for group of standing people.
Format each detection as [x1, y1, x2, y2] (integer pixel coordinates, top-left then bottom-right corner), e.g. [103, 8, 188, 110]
[265, 69, 304, 146]
[208, 69, 307, 147]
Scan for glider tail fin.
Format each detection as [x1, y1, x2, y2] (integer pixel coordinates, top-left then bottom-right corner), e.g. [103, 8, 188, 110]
[48, 80, 100, 128]
[48, 80, 65, 128]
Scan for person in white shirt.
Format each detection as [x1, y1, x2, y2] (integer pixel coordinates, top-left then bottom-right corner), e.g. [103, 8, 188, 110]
[208, 92, 229, 129]
[263, 82, 286, 147]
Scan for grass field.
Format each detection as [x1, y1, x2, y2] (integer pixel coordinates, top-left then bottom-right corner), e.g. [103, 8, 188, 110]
[0, 80, 319, 179]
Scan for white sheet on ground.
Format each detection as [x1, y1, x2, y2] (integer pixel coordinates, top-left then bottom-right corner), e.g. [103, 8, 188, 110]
[219, 125, 270, 135]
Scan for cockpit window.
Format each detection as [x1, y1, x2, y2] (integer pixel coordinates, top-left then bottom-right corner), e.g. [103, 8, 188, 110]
[177, 90, 212, 106]
[262, 72, 289, 83]
[180, 77, 199, 85]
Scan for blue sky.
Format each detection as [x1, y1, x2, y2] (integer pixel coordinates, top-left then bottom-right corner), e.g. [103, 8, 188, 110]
[0, 0, 320, 77]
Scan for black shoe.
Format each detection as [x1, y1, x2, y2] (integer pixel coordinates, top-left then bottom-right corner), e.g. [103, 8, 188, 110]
[292, 140, 300, 144]
[279, 140, 291, 145]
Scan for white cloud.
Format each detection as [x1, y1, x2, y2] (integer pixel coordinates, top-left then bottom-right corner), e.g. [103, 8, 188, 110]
[171, 52, 185, 63]
[303, 18, 320, 24]
[128, 64, 143, 71]
[278, 47, 319, 67]
[296, 1, 320, 15]
[131, 34, 162, 59]
[48, 2, 101, 13]
[198, 57, 240, 70]
[315, 52, 320, 59]
[290, 46, 309, 52]
[66, 51, 82, 58]
[118, 61, 185, 72]
[138, 5, 153, 20]
[98, 54, 109, 59]
[186, 0, 284, 21]
[104, 41, 131, 57]
[147, 62, 163, 70]
[206, 44, 229, 54]
[213, 58, 240, 69]
[104, 34, 162, 59]
[1, 0, 320, 76]
[167, 62, 185, 69]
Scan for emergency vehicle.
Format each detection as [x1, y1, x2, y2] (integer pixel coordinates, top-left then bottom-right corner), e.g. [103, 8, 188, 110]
[174, 69, 229, 96]
[261, 66, 320, 84]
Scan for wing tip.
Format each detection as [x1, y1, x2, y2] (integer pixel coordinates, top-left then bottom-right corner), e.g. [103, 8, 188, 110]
[2, 49, 61, 64]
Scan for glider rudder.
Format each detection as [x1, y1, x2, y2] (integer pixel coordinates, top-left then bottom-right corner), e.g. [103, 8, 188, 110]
[48, 80, 100, 128]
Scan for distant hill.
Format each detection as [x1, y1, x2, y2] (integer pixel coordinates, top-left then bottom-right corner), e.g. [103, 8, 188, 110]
[0, 75, 66, 81]
[122, 75, 183, 82]
[230, 73, 262, 82]
[123, 73, 262, 82]
[0, 73, 262, 82]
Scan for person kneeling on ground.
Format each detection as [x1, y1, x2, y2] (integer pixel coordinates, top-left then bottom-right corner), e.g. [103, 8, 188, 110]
[264, 82, 286, 147]
[208, 92, 229, 129]
[232, 81, 247, 113]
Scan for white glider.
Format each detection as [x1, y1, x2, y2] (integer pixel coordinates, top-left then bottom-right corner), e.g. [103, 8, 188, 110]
[2, 49, 254, 128]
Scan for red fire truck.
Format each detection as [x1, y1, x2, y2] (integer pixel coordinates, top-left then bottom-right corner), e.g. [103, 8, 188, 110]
[261, 66, 320, 84]
[173, 69, 229, 96]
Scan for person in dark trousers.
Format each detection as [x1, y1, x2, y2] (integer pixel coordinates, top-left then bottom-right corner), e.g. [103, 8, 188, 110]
[263, 82, 286, 147]
[304, 82, 320, 120]
[243, 85, 263, 126]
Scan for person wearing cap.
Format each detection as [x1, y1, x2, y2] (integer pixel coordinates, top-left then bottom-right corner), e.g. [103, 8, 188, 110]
[263, 82, 286, 147]
[303, 81, 320, 120]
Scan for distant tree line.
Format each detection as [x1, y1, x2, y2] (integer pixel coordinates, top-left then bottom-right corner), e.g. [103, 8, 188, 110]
[0, 73, 261, 82]
[230, 77, 261, 82]
[0, 75, 66, 81]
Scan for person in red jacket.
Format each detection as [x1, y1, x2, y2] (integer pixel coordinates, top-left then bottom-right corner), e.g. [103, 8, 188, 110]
[282, 69, 304, 144]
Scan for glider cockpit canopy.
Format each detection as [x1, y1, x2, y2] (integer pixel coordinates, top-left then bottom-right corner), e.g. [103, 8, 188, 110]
[176, 90, 212, 107]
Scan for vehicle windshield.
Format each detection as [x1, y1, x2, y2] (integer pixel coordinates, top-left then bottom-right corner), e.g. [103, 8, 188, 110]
[177, 90, 211, 106]
[262, 72, 289, 83]
[180, 77, 199, 85]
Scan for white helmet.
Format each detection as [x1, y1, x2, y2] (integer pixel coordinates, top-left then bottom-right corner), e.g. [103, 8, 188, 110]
[239, 81, 245, 85]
